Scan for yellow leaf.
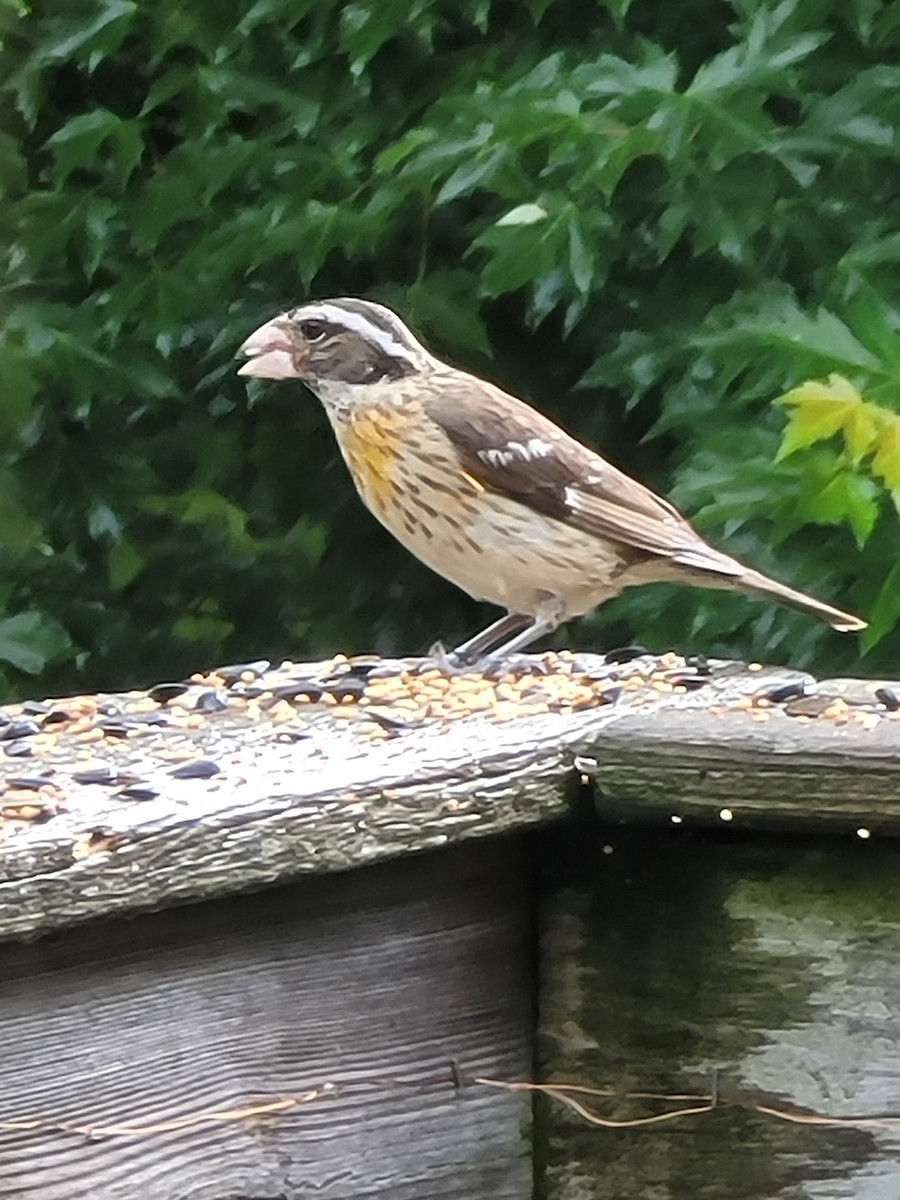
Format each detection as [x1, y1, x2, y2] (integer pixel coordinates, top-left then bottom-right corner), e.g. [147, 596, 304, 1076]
[776, 374, 865, 461]
[843, 401, 882, 464]
[779, 373, 864, 409]
[872, 414, 900, 492]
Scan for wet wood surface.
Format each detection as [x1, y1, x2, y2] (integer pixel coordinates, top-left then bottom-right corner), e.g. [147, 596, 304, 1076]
[1, 652, 898, 941]
[0, 838, 534, 1200]
[587, 699, 900, 831]
[537, 822, 900, 1200]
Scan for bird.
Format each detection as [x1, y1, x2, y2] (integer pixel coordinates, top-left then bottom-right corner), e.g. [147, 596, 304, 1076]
[237, 297, 866, 661]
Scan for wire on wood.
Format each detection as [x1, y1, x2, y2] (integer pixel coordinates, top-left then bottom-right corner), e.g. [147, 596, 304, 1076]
[0, 1093, 323, 1141]
[5, 1072, 900, 1143]
[475, 1077, 900, 1131]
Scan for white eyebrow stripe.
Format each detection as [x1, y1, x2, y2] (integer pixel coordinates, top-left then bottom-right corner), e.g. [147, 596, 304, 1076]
[291, 302, 425, 364]
[478, 438, 554, 468]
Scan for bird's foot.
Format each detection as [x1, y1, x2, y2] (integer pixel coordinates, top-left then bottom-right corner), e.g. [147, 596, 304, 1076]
[428, 641, 556, 678]
[427, 641, 478, 674]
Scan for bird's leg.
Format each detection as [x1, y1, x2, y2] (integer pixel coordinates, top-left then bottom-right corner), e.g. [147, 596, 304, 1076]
[480, 615, 559, 660]
[446, 612, 532, 665]
[478, 593, 567, 662]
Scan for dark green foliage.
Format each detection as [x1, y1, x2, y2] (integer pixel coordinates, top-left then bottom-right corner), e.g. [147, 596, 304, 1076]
[0, 0, 898, 697]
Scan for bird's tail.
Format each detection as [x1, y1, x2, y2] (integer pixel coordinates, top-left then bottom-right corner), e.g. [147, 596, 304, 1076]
[738, 567, 866, 632]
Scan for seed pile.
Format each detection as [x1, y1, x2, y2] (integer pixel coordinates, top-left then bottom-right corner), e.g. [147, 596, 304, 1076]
[0, 649, 897, 843]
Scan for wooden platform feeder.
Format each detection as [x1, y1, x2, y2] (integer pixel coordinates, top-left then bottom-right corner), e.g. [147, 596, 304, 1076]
[2, 649, 900, 1199]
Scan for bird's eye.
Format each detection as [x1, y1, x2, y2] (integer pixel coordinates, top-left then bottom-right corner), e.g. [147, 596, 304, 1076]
[300, 320, 328, 343]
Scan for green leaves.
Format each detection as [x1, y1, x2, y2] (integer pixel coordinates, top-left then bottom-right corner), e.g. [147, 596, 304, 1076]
[809, 471, 880, 546]
[142, 489, 252, 549]
[11, 0, 138, 124]
[688, 1, 827, 97]
[0, 0, 899, 695]
[34, 0, 136, 70]
[338, 1, 436, 75]
[748, 309, 883, 375]
[0, 612, 75, 676]
[46, 109, 143, 189]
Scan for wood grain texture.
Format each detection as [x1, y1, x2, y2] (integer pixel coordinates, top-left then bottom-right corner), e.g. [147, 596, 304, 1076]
[1, 654, 898, 943]
[0, 838, 534, 1200]
[588, 703, 900, 830]
[537, 824, 900, 1200]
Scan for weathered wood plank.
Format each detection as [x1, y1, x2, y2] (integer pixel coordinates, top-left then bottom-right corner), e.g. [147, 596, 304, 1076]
[587, 700, 900, 831]
[0, 838, 533, 1200]
[537, 823, 900, 1199]
[1, 653, 898, 941]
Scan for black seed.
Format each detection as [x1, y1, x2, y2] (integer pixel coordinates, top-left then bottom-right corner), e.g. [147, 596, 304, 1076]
[73, 767, 120, 785]
[6, 775, 56, 789]
[22, 700, 51, 715]
[84, 827, 118, 849]
[478, 663, 509, 682]
[4, 741, 34, 757]
[148, 682, 190, 705]
[271, 682, 325, 702]
[216, 660, 271, 686]
[685, 654, 711, 675]
[347, 654, 382, 672]
[875, 687, 900, 712]
[604, 645, 649, 665]
[274, 730, 311, 743]
[324, 677, 366, 700]
[520, 659, 552, 676]
[98, 722, 136, 739]
[41, 709, 73, 726]
[667, 675, 710, 691]
[784, 695, 834, 718]
[230, 685, 269, 700]
[0, 720, 41, 741]
[599, 685, 624, 704]
[193, 689, 229, 714]
[366, 709, 414, 732]
[169, 760, 221, 780]
[366, 664, 409, 680]
[762, 681, 810, 705]
[98, 704, 122, 716]
[114, 786, 160, 802]
[482, 656, 551, 681]
[414, 657, 447, 675]
[571, 658, 608, 678]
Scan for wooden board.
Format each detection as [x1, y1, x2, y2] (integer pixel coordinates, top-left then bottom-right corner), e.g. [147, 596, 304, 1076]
[0, 838, 534, 1200]
[1, 652, 898, 942]
[537, 821, 900, 1199]
[587, 701, 900, 831]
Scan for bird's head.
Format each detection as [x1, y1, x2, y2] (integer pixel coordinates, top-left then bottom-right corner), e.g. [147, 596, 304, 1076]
[238, 298, 437, 390]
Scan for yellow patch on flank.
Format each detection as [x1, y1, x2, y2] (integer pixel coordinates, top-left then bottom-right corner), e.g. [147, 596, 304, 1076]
[459, 471, 485, 493]
[340, 409, 406, 517]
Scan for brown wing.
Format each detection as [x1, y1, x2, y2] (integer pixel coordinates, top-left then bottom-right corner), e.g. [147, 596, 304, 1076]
[426, 372, 744, 578]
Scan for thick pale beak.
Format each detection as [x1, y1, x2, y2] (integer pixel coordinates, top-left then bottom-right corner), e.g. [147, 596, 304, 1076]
[237, 316, 307, 379]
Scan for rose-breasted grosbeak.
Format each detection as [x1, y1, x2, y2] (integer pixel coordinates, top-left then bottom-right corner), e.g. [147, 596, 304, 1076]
[239, 298, 865, 659]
